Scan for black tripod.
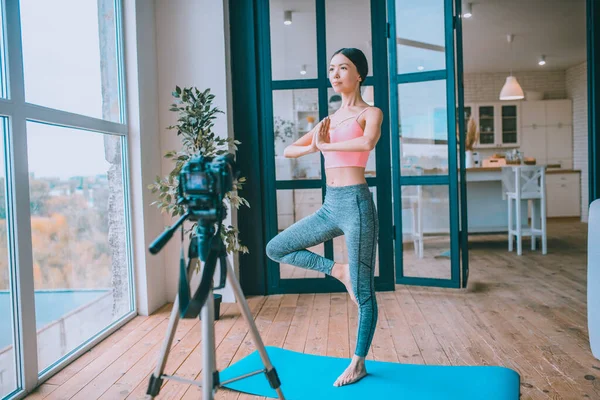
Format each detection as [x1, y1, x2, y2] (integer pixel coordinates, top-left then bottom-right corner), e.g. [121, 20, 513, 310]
[145, 211, 285, 399]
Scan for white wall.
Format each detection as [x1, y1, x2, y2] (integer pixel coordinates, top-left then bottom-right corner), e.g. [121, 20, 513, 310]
[566, 61, 589, 222]
[154, 0, 238, 302]
[125, 0, 167, 315]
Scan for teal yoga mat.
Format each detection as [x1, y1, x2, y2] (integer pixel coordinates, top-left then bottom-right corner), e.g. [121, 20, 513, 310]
[221, 347, 520, 400]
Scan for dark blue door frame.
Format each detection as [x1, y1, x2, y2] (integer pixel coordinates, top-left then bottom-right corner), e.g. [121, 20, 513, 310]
[387, 0, 469, 288]
[236, 0, 395, 295]
[455, 0, 470, 288]
[230, 0, 599, 295]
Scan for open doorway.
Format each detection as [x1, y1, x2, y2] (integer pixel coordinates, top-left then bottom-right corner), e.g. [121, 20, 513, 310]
[460, 0, 588, 256]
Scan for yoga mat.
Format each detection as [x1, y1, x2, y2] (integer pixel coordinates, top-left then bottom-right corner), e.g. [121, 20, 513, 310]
[435, 249, 451, 259]
[221, 346, 520, 400]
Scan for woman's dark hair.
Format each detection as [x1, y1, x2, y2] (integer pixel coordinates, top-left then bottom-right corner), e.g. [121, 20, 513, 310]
[331, 48, 368, 86]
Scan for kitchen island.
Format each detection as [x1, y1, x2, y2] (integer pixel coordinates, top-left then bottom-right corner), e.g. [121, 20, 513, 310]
[464, 167, 526, 233]
[411, 166, 573, 235]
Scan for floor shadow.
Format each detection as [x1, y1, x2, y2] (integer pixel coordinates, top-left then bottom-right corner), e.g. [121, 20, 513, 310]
[464, 280, 512, 294]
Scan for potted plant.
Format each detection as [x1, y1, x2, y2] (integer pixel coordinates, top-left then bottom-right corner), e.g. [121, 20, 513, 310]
[148, 86, 250, 317]
[273, 116, 295, 156]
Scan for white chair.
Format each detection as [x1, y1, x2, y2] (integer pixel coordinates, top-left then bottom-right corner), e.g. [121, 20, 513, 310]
[402, 185, 423, 258]
[501, 165, 547, 256]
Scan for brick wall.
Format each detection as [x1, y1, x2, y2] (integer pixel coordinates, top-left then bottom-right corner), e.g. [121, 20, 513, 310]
[566, 61, 588, 222]
[464, 70, 567, 103]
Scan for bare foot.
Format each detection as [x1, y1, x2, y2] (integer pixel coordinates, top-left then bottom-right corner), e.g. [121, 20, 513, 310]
[333, 357, 367, 387]
[331, 263, 358, 306]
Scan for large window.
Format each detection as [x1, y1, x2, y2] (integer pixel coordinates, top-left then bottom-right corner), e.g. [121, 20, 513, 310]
[0, 118, 16, 400]
[0, 1, 134, 398]
[20, 0, 121, 122]
[27, 123, 131, 373]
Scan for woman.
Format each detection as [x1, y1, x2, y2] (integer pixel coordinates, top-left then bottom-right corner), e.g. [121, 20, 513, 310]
[266, 47, 383, 387]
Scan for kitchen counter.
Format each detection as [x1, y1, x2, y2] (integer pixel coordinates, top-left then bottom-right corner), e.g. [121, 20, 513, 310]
[411, 166, 578, 234]
[464, 167, 578, 232]
[466, 167, 580, 174]
[462, 167, 579, 184]
[464, 168, 522, 232]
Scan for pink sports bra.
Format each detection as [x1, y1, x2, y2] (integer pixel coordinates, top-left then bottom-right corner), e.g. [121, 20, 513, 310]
[322, 107, 371, 169]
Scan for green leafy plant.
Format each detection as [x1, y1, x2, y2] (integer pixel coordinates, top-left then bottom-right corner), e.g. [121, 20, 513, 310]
[273, 116, 295, 141]
[148, 86, 249, 255]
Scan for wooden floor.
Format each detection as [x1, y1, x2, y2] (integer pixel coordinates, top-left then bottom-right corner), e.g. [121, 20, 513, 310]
[25, 218, 600, 399]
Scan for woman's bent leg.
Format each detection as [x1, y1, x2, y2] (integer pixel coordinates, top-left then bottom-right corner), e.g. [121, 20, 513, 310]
[266, 208, 343, 275]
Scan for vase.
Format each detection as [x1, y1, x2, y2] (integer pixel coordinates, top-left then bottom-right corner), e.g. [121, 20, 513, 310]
[465, 150, 475, 168]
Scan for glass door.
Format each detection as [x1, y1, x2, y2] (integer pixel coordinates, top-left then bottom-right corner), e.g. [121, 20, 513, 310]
[261, 0, 394, 294]
[388, 0, 469, 287]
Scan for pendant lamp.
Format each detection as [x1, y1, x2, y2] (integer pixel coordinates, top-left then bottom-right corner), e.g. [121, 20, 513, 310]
[499, 34, 524, 100]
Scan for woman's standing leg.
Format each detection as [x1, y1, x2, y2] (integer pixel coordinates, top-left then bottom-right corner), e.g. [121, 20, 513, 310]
[265, 205, 343, 275]
[334, 189, 379, 386]
[347, 193, 378, 357]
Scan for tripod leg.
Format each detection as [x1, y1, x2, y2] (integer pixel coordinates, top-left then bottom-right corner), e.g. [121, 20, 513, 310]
[202, 285, 217, 400]
[147, 295, 181, 398]
[224, 257, 286, 400]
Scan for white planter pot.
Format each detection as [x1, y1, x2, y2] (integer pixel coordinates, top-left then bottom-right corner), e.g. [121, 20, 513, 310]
[465, 150, 475, 168]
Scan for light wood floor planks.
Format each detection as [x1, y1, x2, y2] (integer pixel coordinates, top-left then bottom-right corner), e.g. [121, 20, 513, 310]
[25, 218, 600, 399]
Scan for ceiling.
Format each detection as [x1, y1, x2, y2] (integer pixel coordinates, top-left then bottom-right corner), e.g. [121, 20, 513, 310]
[462, 0, 586, 73]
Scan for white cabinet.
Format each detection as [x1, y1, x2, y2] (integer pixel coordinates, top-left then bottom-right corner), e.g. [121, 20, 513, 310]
[466, 102, 521, 148]
[276, 187, 323, 231]
[293, 189, 321, 221]
[499, 103, 520, 146]
[295, 109, 318, 136]
[519, 99, 573, 169]
[521, 101, 545, 127]
[276, 157, 295, 230]
[546, 173, 581, 217]
[546, 126, 573, 167]
[519, 99, 578, 218]
[277, 190, 295, 230]
[521, 126, 546, 165]
[545, 100, 572, 126]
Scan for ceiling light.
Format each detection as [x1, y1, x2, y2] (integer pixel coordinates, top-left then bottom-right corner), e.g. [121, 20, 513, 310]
[538, 55, 546, 66]
[499, 34, 524, 100]
[300, 64, 307, 75]
[463, 3, 472, 18]
[284, 10, 292, 25]
[500, 76, 525, 100]
[417, 65, 425, 71]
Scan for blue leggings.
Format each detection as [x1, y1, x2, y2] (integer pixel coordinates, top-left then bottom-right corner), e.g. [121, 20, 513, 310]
[266, 183, 379, 357]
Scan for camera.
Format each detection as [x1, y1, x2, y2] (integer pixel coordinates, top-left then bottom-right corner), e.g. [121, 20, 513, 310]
[148, 153, 238, 262]
[178, 153, 238, 262]
[178, 153, 237, 222]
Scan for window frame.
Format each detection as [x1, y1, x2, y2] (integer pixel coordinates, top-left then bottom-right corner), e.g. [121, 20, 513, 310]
[0, 0, 136, 398]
